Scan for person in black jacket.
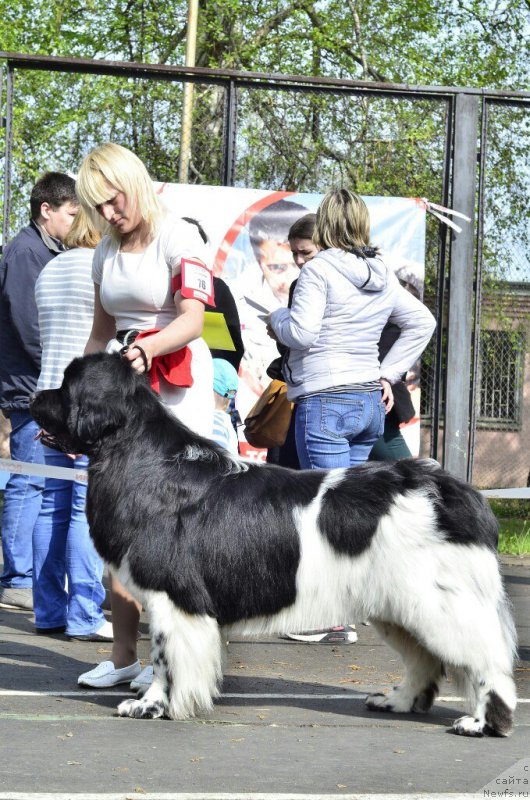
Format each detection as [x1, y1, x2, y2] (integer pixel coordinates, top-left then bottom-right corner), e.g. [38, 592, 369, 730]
[181, 218, 245, 439]
[368, 316, 416, 461]
[182, 217, 244, 371]
[0, 172, 78, 611]
[266, 213, 318, 469]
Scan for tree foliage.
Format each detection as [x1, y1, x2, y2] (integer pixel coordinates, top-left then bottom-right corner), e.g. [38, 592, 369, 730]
[1, 0, 529, 292]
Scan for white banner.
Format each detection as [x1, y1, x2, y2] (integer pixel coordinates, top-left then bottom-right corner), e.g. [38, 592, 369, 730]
[156, 185, 427, 459]
[0, 187, 427, 478]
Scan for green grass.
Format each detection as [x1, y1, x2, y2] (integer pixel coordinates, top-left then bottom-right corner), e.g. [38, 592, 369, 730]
[488, 499, 530, 556]
[489, 499, 530, 520]
[497, 518, 530, 556]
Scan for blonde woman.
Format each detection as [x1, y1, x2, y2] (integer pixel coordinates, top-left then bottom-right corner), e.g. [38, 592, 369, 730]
[33, 208, 111, 639]
[269, 188, 435, 469]
[75, 143, 214, 688]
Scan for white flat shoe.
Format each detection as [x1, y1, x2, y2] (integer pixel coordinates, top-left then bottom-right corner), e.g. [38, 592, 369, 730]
[78, 660, 141, 688]
[130, 665, 153, 692]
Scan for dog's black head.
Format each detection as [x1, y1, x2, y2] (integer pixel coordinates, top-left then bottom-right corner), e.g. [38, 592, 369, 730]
[30, 352, 152, 454]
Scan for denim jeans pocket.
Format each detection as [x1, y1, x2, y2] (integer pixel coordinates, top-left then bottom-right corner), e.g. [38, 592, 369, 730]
[320, 397, 366, 439]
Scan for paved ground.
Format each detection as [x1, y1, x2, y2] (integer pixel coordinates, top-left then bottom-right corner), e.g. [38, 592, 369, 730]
[0, 557, 529, 799]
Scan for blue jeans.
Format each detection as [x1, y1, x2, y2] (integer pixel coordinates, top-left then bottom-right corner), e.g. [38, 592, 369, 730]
[1, 411, 45, 588]
[295, 390, 385, 469]
[32, 449, 106, 635]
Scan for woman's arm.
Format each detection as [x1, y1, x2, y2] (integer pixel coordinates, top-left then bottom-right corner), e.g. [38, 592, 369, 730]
[123, 295, 205, 373]
[269, 263, 327, 349]
[84, 284, 116, 355]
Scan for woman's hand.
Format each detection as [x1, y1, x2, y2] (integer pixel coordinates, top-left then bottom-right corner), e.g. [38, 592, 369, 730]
[122, 342, 152, 373]
[380, 378, 394, 414]
[266, 323, 278, 342]
[262, 314, 278, 341]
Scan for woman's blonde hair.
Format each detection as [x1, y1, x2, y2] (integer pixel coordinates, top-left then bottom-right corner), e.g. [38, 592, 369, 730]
[76, 143, 164, 238]
[313, 188, 373, 252]
[63, 206, 102, 249]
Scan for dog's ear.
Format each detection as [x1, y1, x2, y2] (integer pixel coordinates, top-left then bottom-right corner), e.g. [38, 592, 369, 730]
[68, 398, 128, 447]
[64, 353, 133, 448]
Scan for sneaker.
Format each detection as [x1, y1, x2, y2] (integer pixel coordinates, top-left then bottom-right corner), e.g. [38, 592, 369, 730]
[130, 665, 153, 692]
[0, 587, 33, 610]
[78, 660, 141, 688]
[280, 624, 358, 644]
[68, 621, 114, 641]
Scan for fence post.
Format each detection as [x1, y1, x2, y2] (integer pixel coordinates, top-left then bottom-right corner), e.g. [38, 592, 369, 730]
[1, 63, 14, 251]
[221, 80, 237, 187]
[443, 92, 479, 480]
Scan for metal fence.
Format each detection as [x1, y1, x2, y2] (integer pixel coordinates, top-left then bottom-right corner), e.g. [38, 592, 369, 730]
[1, 51, 530, 487]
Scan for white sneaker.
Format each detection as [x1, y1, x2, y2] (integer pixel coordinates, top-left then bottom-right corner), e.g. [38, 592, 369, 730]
[78, 660, 141, 688]
[68, 620, 114, 641]
[280, 624, 358, 644]
[130, 665, 153, 692]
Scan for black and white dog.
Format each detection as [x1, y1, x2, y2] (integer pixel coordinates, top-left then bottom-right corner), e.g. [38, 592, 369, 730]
[30, 352, 517, 736]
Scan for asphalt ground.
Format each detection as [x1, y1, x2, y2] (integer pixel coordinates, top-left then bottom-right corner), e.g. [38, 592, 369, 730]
[0, 556, 529, 800]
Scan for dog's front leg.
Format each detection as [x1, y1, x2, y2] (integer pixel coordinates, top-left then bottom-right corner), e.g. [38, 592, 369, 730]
[117, 594, 222, 720]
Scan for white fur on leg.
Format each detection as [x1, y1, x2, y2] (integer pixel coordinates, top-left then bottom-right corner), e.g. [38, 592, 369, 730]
[451, 672, 516, 737]
[366, 622, 442, 714]
[111, 563, 223, 720]
[146, 591, 222, 720]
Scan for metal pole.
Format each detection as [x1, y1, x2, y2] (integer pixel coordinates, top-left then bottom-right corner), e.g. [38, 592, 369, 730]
[442, 92, 479, 479]
[178, 0, 199, 183]
[221, 80, 237, 186]
[430, 97, 454, 461]
[2, 64, 14, 252]
[468, 97, 489, 482]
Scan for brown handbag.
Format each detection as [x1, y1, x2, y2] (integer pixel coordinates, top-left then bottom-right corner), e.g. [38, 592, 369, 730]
[243, 379, 293, 449]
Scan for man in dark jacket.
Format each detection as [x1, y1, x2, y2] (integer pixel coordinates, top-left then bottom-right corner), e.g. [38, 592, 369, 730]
[0, 172, 78, 610]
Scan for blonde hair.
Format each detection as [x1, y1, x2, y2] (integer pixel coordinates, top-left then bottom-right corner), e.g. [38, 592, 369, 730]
[76, 143, 164, 239]
[63, 206, 102, 249]
[313, 189, 372, 252]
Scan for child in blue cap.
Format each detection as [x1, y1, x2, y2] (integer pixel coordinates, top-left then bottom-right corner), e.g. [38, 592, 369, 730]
[212, 359, 239, 455]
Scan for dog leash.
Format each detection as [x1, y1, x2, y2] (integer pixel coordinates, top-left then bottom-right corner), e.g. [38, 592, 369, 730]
[119, 342, 149, 373]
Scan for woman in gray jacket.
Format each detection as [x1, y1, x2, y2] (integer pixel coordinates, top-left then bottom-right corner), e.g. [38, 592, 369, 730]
[269, 189, 435, 470]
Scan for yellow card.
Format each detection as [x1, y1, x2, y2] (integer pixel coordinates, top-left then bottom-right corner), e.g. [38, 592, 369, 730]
[202, 312, 236, 351]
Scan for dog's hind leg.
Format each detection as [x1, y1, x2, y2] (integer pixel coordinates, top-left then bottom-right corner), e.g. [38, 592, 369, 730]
[451, 670, 516, 738]
[366, 622, 443, 714]
[368, 572, 516, 737]
[118, 593, 222, 720]
[450, 595, 517, 738]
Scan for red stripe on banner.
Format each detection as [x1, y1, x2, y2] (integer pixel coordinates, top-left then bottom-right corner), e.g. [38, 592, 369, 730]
[213, 190, 295, 276]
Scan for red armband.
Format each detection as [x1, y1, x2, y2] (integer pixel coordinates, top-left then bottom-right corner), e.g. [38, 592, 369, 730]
[180, 258, 215, 305]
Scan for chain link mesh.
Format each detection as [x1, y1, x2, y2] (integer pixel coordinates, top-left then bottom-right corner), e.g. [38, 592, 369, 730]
[2, 64, 529, 486]
[471, 103, 530, 488]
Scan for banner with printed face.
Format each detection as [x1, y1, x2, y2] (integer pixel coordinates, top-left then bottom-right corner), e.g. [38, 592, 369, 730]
[156, 184, 427, 460]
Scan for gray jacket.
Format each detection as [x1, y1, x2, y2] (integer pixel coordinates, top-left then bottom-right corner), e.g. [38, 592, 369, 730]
[270, 248, 436, 401]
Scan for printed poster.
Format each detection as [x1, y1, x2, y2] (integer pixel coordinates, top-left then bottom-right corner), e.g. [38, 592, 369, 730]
[156, 184, 427, 460]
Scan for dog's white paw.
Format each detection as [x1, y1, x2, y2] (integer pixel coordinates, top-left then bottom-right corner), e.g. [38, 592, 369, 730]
[366, 688, 414, 713]
[117, 697, 167, 720]
[452, 715, 486, 737]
